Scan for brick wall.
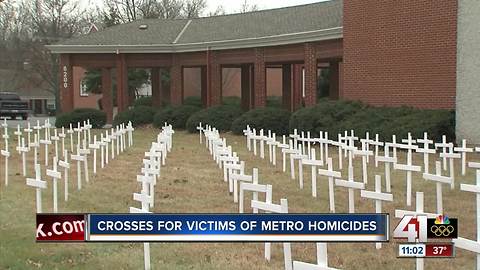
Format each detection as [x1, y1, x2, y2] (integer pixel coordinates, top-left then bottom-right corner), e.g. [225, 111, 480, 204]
[253, 48, 266, 107]
[304, 43, 317, 106]
[343, 0, 458, 109]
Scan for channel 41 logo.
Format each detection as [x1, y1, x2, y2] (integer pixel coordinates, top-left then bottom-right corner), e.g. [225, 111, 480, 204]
[394, 215, 458, 242]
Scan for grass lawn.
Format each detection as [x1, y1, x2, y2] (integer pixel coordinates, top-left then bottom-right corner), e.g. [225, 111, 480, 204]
[0, 128, 478, 269]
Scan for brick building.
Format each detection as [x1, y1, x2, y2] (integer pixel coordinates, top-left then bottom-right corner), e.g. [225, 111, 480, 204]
[47, 0, 480, 143]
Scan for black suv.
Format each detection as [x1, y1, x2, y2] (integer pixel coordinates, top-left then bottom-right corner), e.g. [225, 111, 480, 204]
[0, 92, 30, 120]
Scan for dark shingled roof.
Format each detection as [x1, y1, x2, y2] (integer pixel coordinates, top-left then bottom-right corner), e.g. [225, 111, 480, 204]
[59, 0, 342, 46]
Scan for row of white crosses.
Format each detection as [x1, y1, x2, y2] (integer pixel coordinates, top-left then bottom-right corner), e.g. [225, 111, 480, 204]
[199, 124, 339, 270]
[130, 123, 174, 270]
[241, 126, 480, 208]
[22, 120, 136, 215]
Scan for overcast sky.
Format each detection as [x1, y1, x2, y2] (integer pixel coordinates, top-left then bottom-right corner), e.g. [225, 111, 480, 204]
[204, 0, 325, 14]
[80, 0, 326, 15]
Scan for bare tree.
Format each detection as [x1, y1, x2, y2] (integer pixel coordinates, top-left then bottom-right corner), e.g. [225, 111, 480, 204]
[104, 0, 206, 23]
[239, 0, 258, 13]
[24, 0, 92, 111]
[183, 0, 206, 18]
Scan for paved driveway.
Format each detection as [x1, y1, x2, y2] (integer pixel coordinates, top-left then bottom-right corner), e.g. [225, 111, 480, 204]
[1, 116, 56, 128]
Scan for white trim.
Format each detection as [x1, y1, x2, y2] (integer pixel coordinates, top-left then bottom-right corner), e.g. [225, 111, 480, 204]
[173, 20, 192, 44]
[47, 27, 343, 54]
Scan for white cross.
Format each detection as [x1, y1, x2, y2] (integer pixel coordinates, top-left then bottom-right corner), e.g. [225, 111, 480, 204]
[395, 192, 437, 270]
[136, 174, 156, 208]
[243, 125, 252, 151]
[89, 135, 100, 175]
[341, 137, 357, 171]
[393, 133, 421, 206]
[239, 181, 272, 214]
[115, 127, 120, 156]
[251, 129, 262, 156]
[110, 128, 116, 159]
[454, 139, 473, 176]
[30, 134, 40, 166]
[225, 160, 245, 193]
[141, 160, 159, 208]
[16, 137, 29, 176]
[375, 144, 397, 193]
[277, 135, 290, 172]
[291, 145, 308, 186]
[86, 119, 92, 145]
[33, 120, 42, 145]
[98, 133, 106, 168]
[369, 134, 384, 168]
[318, 158, 341, 213]
[58, 150, 70, 202]
[230, 168, 258, 203]
[423, 161, 452, 214]
[251, 198, 292, 270]
[130, 181, 152, 270]
[361, 175, 393, 249]
[266, 131, 277, 165]
[71, 145, 85, 190]
[1, 146, 10, 187]
[435, 135, 452, 171]
[301, 148, 324, 197]
[26, 164, 47, 213]
[46, 156, 62, 213]
[197, 122, 204, 144]
[335, 165, 365, 213]
[79, 140, 91, 183]
[385, 135, 400, 162]
[453, 162, 480, 270]
[58, 127, 66, 157]
[416, 132, 435, 174]
[126, 121, 134, 147]
[14, 125, 22, 154]
[282, 140, 300, 179]
[292, 243, 338, 270]
[335, 133, 345, 170]
[219, 152, 239, 180]
[67, 124, 74, 152]
[24, 122, 33, 150]
[104, 131, 111, 164]
[51, 128, 60, 159]
[316, 131, 326, 163]
[439, 147, 461, 189]
[353, 141, 374, 184]
[290, 129, 300, 150]
[39, 126, 52, 166]
[360, 132, 376, 164]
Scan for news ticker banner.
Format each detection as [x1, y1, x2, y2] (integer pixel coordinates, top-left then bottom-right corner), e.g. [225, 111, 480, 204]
[36, 213, 388, 242]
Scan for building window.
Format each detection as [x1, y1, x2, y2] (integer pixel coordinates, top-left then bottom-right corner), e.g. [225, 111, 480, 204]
[80, 79, 89, 97]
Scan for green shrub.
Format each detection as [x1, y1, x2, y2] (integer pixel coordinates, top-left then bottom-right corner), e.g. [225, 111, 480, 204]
[183, 96, 203, 107]
[289, 99, 365, 136]
[290, 99, 455, 142]
[113, 105, 156, 127]
[153, 105, 201, 129]
[266, 96, 283, 108]
[55, 108, 106, 128]
[231, 108, 291, 135]
[132, 96, 152, 107]
[222, 96, 241, 106]
[186, 105, 244, 133]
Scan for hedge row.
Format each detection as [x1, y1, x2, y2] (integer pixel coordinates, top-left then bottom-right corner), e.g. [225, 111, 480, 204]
[110, 98, 455, 143]
[55, 108, 106, 128]
[288, 100, 455, 142]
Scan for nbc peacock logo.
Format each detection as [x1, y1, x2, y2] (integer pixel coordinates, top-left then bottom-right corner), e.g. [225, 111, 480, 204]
[434, 215, 450, 225]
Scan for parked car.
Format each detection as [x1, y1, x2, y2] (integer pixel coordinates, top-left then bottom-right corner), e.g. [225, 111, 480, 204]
[0, 92, 30, 120]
